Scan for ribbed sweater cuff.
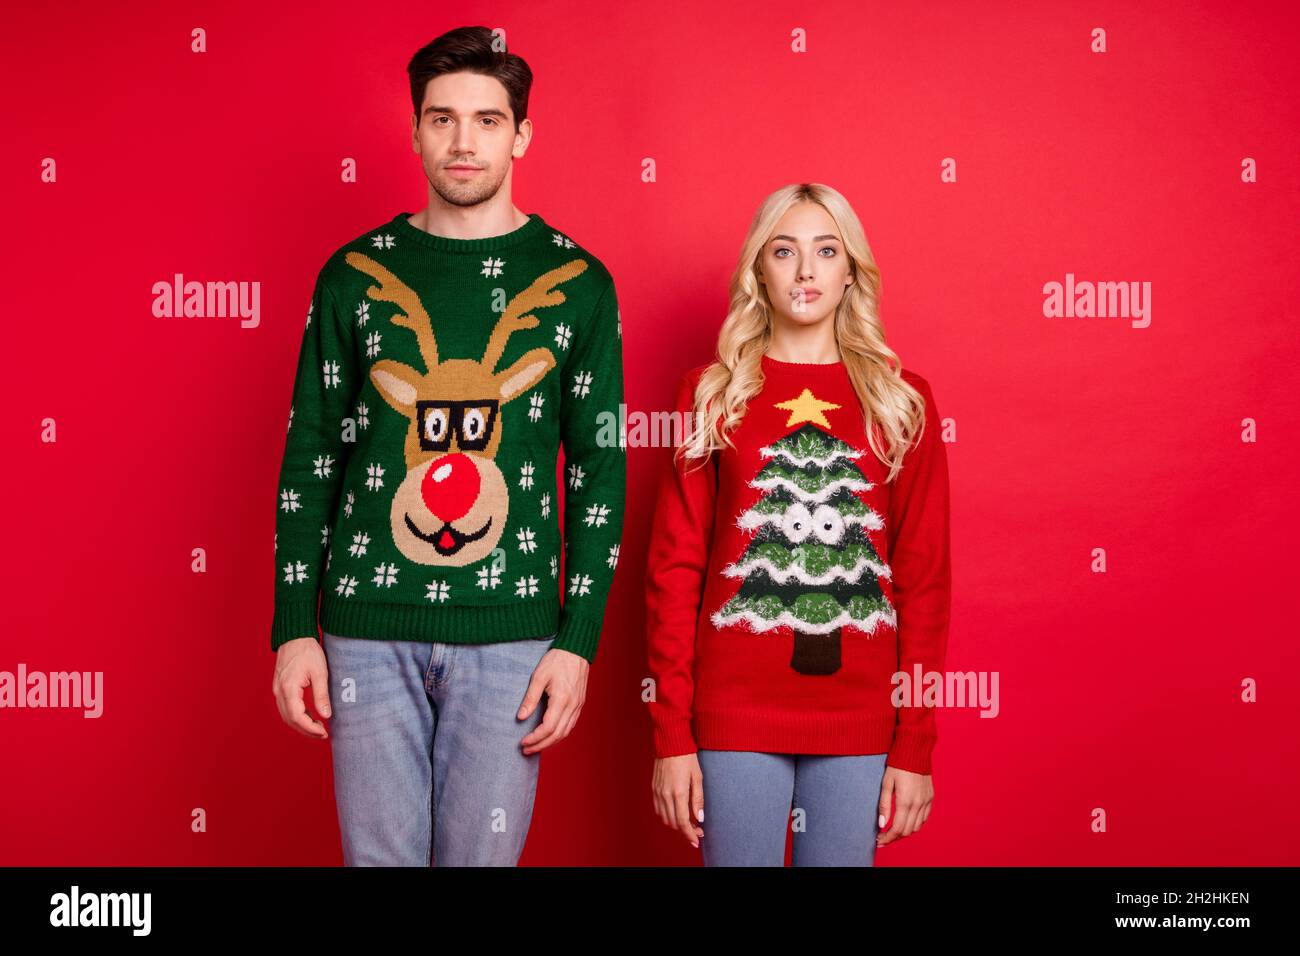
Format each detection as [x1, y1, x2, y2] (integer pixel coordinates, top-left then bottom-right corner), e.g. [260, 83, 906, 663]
[652, 716, 698, 758]
[553, 609, 604, 664]
[886, 727, 936, 775]
[271, 599, 319, 651]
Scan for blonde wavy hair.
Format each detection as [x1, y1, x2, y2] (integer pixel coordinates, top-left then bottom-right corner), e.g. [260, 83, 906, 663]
[676, 183, 927, 483]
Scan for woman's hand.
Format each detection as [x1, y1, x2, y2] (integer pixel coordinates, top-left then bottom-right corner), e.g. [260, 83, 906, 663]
[652, 754, 705, 848]
[876, 765, 933, 847]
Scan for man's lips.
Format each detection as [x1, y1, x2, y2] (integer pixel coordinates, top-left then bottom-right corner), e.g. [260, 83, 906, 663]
[446, 165, 483, 178]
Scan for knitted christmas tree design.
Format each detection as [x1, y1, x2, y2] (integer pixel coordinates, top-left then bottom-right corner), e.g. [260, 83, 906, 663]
[710, 419, 898, 675]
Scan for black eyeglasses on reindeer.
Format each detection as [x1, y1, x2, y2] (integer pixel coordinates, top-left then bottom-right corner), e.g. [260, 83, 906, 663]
[416, 399, 500, 452]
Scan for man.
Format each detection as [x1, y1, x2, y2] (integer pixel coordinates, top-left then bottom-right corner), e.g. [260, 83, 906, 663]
[269, 26, 626, 866]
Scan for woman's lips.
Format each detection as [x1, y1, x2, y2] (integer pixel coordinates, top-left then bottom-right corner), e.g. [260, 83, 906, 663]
[793, 289, 821, 301]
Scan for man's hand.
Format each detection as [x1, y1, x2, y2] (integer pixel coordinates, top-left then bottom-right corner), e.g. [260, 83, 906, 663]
[273, 637, 331, 739]
[518, 647, 588, 754]
[652, 754, 704, 848]
[876, 765, 934, 847]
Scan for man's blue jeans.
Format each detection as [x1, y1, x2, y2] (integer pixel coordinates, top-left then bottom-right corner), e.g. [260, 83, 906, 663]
[696, 749, 889, 866]
[322, 630, 555, 866]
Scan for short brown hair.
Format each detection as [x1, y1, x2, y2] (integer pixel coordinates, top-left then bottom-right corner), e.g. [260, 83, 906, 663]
[407, 26, 533, 129]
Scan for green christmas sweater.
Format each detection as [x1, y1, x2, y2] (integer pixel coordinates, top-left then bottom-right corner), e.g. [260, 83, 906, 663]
[271, 211, 626, 663]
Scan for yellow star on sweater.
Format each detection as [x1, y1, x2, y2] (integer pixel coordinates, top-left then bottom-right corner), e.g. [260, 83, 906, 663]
[774, 388, 841, 428]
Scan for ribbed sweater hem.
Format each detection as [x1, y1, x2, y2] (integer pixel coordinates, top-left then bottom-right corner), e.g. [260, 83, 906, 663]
[271, 593, 609, 663]
[693, 708, 897, 756]
[688, 708, 937, 773]
[319, 594, 560, 646]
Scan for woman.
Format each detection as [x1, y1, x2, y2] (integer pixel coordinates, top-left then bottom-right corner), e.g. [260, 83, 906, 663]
[645, 183, 952, 866]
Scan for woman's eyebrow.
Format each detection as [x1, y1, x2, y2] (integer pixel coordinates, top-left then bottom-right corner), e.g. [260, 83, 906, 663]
[769, 234, 841, 243]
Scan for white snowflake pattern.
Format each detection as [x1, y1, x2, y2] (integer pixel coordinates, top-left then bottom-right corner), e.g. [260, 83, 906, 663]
[616, 308, 622, 338]
[480, 256, 504, 277]
[584, 503, 610, 527]
[527, 392, 545, 422]
[549, 555, 558, 578]
[517, 527, 537, 553]
[344, 490, 355, 518]
[476, 565, 502, 590]
[426, 580, 451, 603]
[287, 405, 294, 433]
[515, 575, 540, 597]
[355, 301, 370, 327]
[313, 454, 334, 478]
[567, 464, 585, 490]
[554, 323, 572, 350]
[365, 463, 385, 491]
[335, 574, 358, 597]
[355, 401, 369, 429]
[279, 488, 301, 513]
[372, 562, 399, 587]
[365, 330, 382, 358]
[348, 531, 370, 557]
[371, 233, 395, 249]
[322, 360, 341, 389]
[608, 544, 620, 569]
[305, 302, 313, 329]
[282, 560, 308, 583]
[519, 462, 534, 489]
[551, 232, 575, 249]
[324, 548, 332, 573]
[571, 370, 592, 398]
[540, 492, 551, 519]
[320, 526, 332, 547]
[569, 573, 592, 596]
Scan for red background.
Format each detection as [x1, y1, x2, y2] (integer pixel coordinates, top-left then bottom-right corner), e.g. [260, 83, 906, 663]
[3, 0, 1298, 865]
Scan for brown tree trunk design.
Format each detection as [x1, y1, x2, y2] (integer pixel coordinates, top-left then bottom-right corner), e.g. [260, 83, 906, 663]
[790, 627, 842, 675]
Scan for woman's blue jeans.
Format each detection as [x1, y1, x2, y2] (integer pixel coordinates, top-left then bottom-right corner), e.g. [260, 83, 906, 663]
[696, 749, 889, 866]
[322, 630, 555, 866]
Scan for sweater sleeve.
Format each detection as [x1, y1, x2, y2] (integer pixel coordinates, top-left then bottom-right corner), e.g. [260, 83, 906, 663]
[884, 376, 952, 774]
[270, 271, 358, 651]
[554, 276, 627, 663]
[644, 370, 716, 757]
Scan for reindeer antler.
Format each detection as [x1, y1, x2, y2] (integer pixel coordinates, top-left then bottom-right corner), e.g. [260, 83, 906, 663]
[344, 252, 439, 372]
[482, 259, 589, 372]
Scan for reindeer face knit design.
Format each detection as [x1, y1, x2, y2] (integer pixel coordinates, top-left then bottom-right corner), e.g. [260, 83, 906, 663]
[644, 356, 951, 774]
[271, 212, 626, 663]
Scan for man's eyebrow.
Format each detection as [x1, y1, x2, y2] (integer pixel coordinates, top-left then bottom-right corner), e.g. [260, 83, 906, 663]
[769, 234, 841, 243]
[422, 105, 511, 118]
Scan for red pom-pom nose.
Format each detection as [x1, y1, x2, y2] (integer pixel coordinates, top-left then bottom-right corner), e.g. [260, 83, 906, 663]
[420, 454, 480, 523]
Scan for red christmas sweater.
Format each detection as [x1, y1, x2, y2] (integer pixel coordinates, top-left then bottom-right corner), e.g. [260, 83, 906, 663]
[645, 354, 951, 774]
